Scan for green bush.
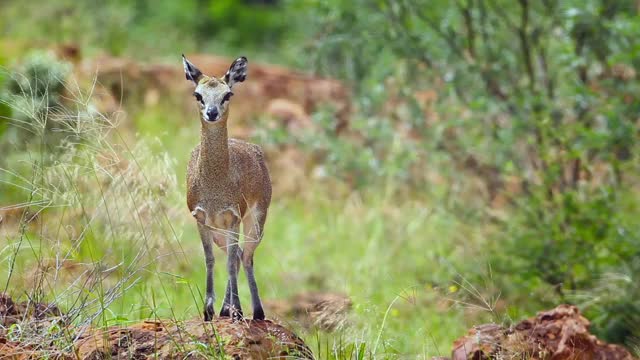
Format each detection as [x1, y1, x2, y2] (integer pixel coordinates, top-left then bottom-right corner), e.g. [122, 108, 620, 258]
[0, 0, 291, 59]
[3, 51, 71, 145]
[206, 0, 287, 49]
[6, 52, 70, 109]
[299, 0, 640, 347]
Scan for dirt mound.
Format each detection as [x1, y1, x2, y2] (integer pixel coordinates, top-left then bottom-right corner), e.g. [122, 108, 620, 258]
[0, 293, 62, 328]
[449, 304, 636, 360]
[0, 294, 313, 359]
[76, 318, 312, 359]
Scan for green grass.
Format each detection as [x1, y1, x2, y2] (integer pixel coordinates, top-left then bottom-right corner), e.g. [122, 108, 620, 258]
[1, 174, 492, 357]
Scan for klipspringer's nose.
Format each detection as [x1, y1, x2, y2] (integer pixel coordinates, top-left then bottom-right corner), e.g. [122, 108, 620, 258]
[206, 107, 219, 121]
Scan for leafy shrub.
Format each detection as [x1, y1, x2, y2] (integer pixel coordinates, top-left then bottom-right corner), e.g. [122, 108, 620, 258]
[1, 0, 290, 58]
[205, 0, 287, 49]
[299, 0, 640, 346]
[0, 52, 73, 163]
[4, 51, 70, 127]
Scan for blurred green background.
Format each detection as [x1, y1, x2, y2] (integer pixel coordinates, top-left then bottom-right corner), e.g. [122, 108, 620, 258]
[0, 0, 639, 358]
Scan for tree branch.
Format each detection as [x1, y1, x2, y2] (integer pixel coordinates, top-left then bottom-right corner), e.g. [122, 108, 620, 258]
[518, 0, 536, 92]
[458, 0, 477, 59]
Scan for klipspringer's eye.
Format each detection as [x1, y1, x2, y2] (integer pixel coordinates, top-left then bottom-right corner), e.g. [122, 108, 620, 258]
[222, 92, 233, 103]
[193, 92, 203, 103]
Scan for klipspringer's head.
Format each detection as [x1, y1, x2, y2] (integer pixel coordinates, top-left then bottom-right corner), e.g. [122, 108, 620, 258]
[182, 54, 248, 124]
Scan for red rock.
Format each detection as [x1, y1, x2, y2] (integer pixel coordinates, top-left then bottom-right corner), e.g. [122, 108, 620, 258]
[449, 305, 636, 360]
[0, 294, 312, 359]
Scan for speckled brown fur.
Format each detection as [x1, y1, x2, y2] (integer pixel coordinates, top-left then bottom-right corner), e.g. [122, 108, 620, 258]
[186, 120, 272, 224]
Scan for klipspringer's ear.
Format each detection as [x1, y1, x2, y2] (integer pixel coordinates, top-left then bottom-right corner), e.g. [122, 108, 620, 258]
[224, 56, 248, 88]
[182, 54, 203, 85]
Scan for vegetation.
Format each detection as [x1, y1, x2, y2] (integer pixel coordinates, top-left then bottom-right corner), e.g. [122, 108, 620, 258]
[0, 0, 638, 358]
[295, 0, 640, 346]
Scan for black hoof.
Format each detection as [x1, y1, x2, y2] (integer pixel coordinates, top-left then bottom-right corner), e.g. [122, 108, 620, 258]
[253, 307, 265, 320]
[204, 307, 215, 321]
[220, 306, 243, 320]
[221, 306, 243, 320]
[232, 310, 244, 322]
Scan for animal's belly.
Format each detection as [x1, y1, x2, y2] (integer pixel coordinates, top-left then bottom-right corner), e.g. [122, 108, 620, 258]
[209, 209, 239, 229]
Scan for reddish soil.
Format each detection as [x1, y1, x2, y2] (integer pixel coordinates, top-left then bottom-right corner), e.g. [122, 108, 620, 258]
[75, 318, 312, 359]
[449, 304, 637, 360]
[0, 293, 62, 327]
[0, 294, 312, 359]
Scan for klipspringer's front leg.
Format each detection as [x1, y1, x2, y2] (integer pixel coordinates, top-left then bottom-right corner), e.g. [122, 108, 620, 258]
[220, 222, 243, 320]
[196, 221, 216, 321]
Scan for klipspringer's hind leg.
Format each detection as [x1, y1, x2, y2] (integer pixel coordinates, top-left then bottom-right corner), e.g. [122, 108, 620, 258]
[196, 222, 216, 321]
[220, 280, 230, 317]
[220, 255, 241, 317]
[242, 209, 267, 320]
[220, 223, 243, 320]
[242, 246, 264, 320]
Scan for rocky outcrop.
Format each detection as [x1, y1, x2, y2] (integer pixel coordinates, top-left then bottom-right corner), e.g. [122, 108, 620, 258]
[449, 305, 636, 360]
[75, 318, 312, 359]
[0, 294, 313, 359]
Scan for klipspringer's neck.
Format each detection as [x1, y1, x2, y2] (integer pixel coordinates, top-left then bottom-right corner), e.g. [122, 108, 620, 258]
[198, 117, 230, 180]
